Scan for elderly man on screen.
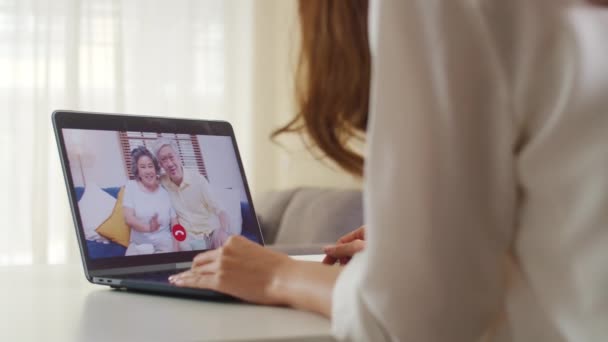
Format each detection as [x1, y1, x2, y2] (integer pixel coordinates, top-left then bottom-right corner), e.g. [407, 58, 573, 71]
[153, 138, 232, 250]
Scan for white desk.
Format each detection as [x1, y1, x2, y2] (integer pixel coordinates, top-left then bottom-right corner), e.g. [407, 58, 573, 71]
[0, 264, 333, 341]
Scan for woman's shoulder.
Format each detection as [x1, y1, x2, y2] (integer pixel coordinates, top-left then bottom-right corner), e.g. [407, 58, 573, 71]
[157, 183, 170, 194]
[124, 179, 139, 192]
[155, 182, 174, 200]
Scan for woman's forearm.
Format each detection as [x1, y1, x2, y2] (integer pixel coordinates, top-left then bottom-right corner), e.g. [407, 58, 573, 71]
[123, 208, 150, 232]
[272, 260, 342, 318]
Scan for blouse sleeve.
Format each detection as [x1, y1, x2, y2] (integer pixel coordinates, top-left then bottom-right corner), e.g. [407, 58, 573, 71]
[508, 7, 608, 340]
[332, 1, 517, 340]
[122, 180, 135, 209]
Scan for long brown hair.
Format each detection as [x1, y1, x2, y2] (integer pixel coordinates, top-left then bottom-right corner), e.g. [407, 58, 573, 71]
[272, 0, 370, 177]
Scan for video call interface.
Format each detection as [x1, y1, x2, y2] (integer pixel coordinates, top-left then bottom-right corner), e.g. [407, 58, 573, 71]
[63, 128, 259, 260]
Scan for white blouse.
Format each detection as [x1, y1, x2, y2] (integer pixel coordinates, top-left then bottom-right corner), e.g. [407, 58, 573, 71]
[332, 0, 608, 341]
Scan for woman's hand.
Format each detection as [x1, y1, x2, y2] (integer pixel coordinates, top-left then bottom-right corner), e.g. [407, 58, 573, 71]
[148, 214, 160, 232]
[322, 225, 366, 265]
[169, 235, 294, 305]
[124, 208, 160, 233]
[170, 235, 343, 317]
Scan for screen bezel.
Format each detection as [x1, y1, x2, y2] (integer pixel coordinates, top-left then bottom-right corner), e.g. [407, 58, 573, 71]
[52, 110, 264, 271]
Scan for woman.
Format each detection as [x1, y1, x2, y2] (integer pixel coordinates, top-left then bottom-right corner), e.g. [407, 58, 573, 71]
[170, 0, 608, 340]
[123, 146, 179, 255]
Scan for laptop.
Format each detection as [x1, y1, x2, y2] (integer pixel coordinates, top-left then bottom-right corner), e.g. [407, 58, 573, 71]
[52, 110, 270, 300]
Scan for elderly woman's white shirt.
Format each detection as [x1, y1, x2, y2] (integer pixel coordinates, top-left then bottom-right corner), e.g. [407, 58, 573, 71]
[332, 0, 608, 341]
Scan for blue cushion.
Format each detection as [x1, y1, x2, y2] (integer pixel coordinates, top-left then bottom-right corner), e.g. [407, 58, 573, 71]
[86, 240, 126, 259]
[75, 186, 124, 258]
[74, 186, 121, 202]
[240, 202, 262, 244]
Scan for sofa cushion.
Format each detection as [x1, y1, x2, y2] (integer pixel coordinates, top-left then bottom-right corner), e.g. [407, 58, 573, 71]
[78, 183, 116, 242]
[257, 188, 363, 244]
[255, 188, 299, 244]
[96, 187, 130, 247]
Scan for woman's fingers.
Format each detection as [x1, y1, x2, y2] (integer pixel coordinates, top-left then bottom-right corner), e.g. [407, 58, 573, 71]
[169, 260, 218, 285]
[322, 254, 338, 265]
[168, 269, 191, 284]
[339, 257, 352, 265]
[148, 214, 160, 232]
[337, 225, 365, 244]
[191, 248, 221, 267]
[192, 258, 221, 275]
[323, 239, 365, 259]
[168, 249, 221, 284]
[170, 271, 210, 288]
[322, 226, 366, 265]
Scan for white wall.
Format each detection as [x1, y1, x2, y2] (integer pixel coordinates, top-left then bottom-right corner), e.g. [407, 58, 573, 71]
[197, 135, 248, 203]
[63, 129, 128, 188]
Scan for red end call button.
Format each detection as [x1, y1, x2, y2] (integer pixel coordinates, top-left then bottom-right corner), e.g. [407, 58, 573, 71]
[172, 224, 187, 242]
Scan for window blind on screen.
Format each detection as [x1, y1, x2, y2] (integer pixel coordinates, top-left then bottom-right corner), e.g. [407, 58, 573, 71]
[118, 131, 207, 180]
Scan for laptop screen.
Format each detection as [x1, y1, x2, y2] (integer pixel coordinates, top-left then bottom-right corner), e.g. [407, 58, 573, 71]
[54, 112, 263, 270]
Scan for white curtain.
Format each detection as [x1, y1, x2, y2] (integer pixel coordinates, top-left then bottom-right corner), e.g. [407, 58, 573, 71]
[0, 0, 360, 265]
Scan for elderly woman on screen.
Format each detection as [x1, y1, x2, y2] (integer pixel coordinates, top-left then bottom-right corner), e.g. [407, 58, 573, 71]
[123, 146, 178, 256]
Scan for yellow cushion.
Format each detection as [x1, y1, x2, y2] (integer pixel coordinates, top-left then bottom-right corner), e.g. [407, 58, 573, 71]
[96, 187, 130, 247]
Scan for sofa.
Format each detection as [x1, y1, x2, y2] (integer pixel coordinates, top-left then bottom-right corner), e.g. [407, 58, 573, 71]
[255, 187, 363, 247]
[75, 186, 258, 259]
[75, 184, 362, 258]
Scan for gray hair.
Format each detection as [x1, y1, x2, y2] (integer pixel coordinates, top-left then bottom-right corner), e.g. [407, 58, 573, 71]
[152, 137, 180, 160]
